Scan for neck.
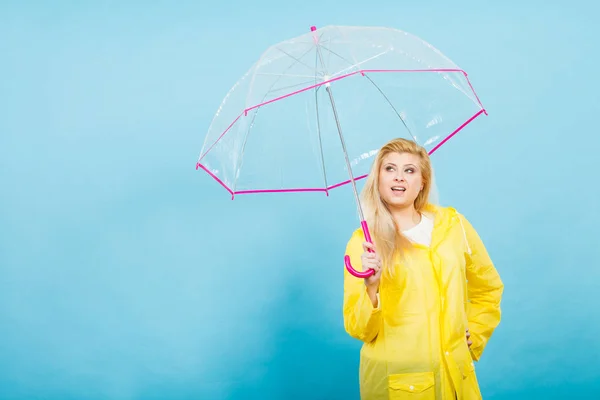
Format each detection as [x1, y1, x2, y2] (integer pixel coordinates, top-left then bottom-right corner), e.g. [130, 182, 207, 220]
[390, 205, 421, 231]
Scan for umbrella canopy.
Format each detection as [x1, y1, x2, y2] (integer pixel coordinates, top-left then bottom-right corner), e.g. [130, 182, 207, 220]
[196, 25, 486, 277]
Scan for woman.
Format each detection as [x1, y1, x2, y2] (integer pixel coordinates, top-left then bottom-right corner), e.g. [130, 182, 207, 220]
[343, 138, 503, 400]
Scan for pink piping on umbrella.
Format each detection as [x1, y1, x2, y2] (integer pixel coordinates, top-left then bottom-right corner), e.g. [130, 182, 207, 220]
[463, 72, 487, 114]
[197, 68, 484, 164]
[234, 173, 370, 195]
[196, 108, 486, 199]
[198, 114, 243, 162]
[196, 162, 234, 199]
[428, 108, 487, 155]
[243, 71, 358, 115]
[243, 68, 468, 116]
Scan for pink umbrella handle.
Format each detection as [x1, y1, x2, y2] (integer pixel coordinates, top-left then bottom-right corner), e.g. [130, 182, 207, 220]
[344, 255, 375, 278]
[344, 221, 376, 278]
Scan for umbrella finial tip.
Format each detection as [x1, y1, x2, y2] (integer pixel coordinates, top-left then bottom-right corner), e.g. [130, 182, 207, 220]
[310, 26, 317, 31]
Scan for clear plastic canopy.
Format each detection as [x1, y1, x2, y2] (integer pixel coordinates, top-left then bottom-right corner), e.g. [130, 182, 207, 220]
[197, 25, 485, 197]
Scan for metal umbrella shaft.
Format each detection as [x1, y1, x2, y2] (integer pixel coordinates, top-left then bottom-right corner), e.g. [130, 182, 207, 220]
[313, 27, 375, 279]
[325, 86, 364, 221]
[324, 85, 376, 279]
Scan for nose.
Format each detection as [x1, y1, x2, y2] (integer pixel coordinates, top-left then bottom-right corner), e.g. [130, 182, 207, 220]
[394, 173, 405, 182]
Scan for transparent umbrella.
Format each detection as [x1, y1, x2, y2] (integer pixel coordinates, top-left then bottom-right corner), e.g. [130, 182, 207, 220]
[196, 25, 487, 278]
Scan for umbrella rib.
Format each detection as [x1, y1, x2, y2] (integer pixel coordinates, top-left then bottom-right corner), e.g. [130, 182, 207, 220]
[275, 47, 316, 74]
[267, 78, 321, 95]
[255, 73, 317, 79]
[362, 73, 418, 142]
[317, 43, 357, 72]
[330, 49, 389, 77]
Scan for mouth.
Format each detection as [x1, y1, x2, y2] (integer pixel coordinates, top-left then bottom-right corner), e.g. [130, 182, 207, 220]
[391, 186, 406, 193]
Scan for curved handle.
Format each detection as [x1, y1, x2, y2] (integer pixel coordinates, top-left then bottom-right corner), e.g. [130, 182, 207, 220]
[345, 254, 375, 278]
[344, 220, 376, 278]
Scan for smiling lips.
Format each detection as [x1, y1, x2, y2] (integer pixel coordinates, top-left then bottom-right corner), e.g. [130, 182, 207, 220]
[391, 186, 406, 194]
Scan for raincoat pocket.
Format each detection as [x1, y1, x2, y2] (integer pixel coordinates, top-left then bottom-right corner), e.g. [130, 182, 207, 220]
[388, 372, 435, 399]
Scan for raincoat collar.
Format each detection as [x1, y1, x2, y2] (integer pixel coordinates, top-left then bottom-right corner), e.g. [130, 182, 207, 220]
[420, 203, 461, 250]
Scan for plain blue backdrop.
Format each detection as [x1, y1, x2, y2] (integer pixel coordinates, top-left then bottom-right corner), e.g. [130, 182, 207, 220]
[1, 1, 599, 399]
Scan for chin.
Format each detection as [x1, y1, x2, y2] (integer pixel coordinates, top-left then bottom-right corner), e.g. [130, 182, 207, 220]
[385, 198, 413, 209]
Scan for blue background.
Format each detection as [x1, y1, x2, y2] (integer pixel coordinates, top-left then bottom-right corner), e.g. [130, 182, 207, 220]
[1, 1, 599, 399]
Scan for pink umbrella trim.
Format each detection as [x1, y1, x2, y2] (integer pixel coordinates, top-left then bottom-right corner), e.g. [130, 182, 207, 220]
[196, 108, 486, 200]
[197, 69, 485, 163]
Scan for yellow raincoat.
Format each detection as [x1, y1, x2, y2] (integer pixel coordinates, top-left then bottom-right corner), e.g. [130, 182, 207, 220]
[343, 204, 503, 400]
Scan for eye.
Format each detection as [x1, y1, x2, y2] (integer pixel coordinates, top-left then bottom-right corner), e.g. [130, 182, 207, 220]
[405, 168, 415, 173]
[385, 165, 395, 172]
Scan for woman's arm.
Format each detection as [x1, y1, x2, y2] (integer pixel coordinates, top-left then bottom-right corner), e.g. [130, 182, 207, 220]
[342, 230, 382, 343]
[459, 214, 504, 361]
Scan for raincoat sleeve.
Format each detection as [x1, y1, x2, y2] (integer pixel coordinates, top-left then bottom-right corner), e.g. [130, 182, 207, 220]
[342, 230, 382, 343]
[459, 214, 504, 362]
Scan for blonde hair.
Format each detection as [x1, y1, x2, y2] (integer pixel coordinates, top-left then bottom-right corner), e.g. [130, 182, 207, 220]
[360, 138, 432, 271]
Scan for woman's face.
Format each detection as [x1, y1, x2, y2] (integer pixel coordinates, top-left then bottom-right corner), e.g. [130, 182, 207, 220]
[378, 152, 423, 210]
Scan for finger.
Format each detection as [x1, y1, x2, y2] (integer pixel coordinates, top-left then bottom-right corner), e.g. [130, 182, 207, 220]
[360, 258, 376, 269]
[363, 241, 376, 253]
[361, 257, 376, 267]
